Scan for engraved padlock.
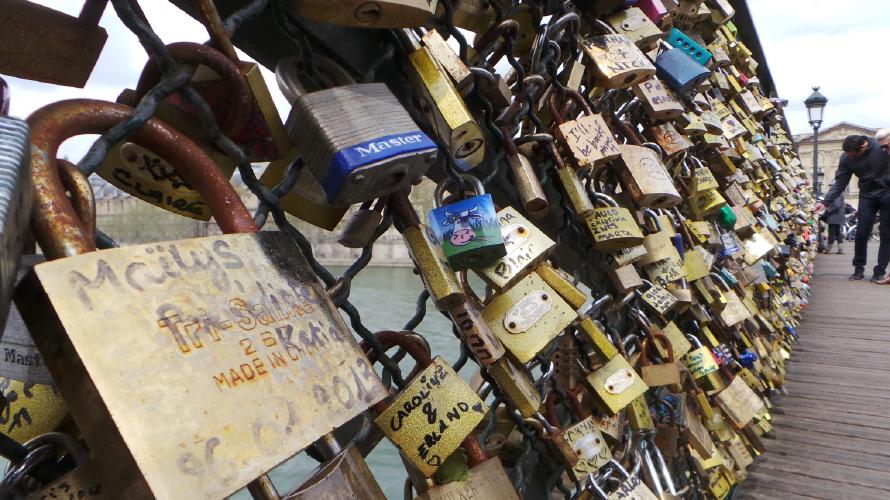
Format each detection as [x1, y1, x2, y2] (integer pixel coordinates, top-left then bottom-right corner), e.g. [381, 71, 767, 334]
[428, 174, 506, 271]
[585, 192, 644, 252]
[287, 82, 437, 206]
[614, 144, 682, 208]
[580, 20, 657, 89]
[473, 206, 555, 292]
[552, 90, 622, 169]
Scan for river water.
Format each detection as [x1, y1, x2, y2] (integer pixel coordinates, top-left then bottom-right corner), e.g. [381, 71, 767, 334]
[230, 266, 474, 499]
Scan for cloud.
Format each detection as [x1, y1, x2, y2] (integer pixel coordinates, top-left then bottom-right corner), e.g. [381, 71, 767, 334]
[748, 0, 890, 134]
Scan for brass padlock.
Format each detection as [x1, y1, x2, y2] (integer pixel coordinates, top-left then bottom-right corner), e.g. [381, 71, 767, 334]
[0, 0, 107, 88]
[586, 192, 645, 252]
[260, 149, 349, 230]
[391, 191, 463, 311]
[375, 351, 487, 478]
[418, 455, 518, 499]
[487, 355, 542, 418]
[639, 333, 681, 388]
[285, 445, 385, 499]
[714, 376, 765, 429]
[607, 7, 665, 49]
[580, 21, 656, 88]
[584, 355, 649, 415]
[481, 272, 574, 364]
[449, 296, 506, 368]
[474, 206, 555, 292]
[24, 100, 388, 498]
[633, 77, 685, 120]
[399, 29, 485, 171]
[503, 130, 548, 218]
[614, 144, 682, 208]
[562, 415, 614, 480]
[552, 91, 622, 169]
[647, 122, 693, 157]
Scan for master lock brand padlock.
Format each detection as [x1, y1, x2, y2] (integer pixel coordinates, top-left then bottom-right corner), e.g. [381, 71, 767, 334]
[586, 192, 644, 252]
[428, 174, 506, 271]
[287, 82, 437, 206]
[288, 0, 438, 28]
[655, 41, 711, 95]
[0, 112, 32, 332]
[614, 144, 682, 208]
[398, 29, 486, 171]
[22, 99, 389, 499]
[580, 19, 657, 89]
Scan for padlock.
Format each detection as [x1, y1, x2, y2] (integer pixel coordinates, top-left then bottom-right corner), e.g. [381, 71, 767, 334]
[288, 82, 437, 206]
[655, 42, 711, 95]
[473, 206, 555, 292]
[614, 144, 682, 208]
[647, 122, 693, 157]
[428, 174, 506, 271]
[399, 29, 486, 171]
[538, 263, 590, 312]
[586, 192, 645, 252]
[530, 412, 581, 470]
[637, 0, 670, 25]
[665, 28, 712, 65]
[391, 190, 463, 311]
[561, 414, 614, 481]
[583, 353, 648, 415]
[421, 29, 472, 93]
[552, 144, 596, 219]
[338, 198, 386, 248]
[603, 458, 661, 499]
[714, 375, 765, 429]
[638, 280, 679, 317]
[639, 333, 681, 388]
[97, 43, 245, 220]
[639, 436, 685, 500]
[285, 445, 385, 499]
[288, 0, 437, 28]
[487, 355, 542, 418]
[607, 7, 664, 49]
[633, 77, 685, 120]
[502, 129, 548, 218]
[22, 99, 388, 499]
[0, 114, 32, 330]
[580, 20, 657, 89]
[0, 0, 107, 88]
[418, 455, 518, 499]
[481, 271, 574, 364]
[552, 91, 622, 169]
[448, 286, 506, 367]
[685, 336, 724, 391]
[365, 333, 487, 479]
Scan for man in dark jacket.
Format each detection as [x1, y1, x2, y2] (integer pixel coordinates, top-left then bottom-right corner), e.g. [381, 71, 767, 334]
[822, 134, 890, 281]
[821, 194, 847, 254]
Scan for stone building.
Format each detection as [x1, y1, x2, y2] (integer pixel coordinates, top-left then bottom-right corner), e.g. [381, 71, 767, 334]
[90, 165, 434, 267]
[794, 122, 878, 206]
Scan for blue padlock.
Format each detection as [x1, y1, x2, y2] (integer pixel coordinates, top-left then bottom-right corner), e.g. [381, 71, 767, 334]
[655, 45, 711, 95]
[666, 28, 712, 65]
[739, 349, 758, 369]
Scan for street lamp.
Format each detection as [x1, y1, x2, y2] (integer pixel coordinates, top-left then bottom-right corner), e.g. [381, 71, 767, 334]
[804, 87, 828, 197]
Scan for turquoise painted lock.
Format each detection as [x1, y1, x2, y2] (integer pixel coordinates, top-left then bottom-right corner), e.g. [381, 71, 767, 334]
[655, 41, 711, 95]
[666, 28, 712, 65]
[428, 174, 506, 271]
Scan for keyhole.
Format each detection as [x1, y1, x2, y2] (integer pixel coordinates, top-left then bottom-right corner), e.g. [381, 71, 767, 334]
[354, 2, 382, 24]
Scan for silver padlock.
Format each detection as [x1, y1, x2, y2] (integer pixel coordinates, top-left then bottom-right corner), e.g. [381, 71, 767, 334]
[0, 113, 32, 332]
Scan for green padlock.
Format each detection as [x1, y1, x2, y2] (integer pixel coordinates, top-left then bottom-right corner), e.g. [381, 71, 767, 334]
[716, 205, 738, 231]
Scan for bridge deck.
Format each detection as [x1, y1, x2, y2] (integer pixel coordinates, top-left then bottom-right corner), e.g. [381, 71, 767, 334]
[737, 243, 890, 499]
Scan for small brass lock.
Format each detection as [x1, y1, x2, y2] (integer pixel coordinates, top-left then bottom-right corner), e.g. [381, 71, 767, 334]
[586, 192, 645, 252]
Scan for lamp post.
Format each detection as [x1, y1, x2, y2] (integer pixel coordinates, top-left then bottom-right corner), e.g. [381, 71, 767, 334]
[804, 87, 828, 197]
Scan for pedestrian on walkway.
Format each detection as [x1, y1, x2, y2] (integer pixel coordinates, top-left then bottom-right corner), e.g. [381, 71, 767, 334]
[820, 193, 846, 254]
[822, 133, 890, 282]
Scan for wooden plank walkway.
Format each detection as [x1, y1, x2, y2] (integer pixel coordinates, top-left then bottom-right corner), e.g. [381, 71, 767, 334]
[737, 243, 890, 500]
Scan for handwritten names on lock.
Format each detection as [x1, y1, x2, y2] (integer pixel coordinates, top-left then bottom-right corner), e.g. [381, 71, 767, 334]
[609, 473, 659, 500]
[589, 207, 643, 245]
[633, 78, 683, 119]
[375, 357, 487, 477]
[695, 166, 720, 191]
[641, 286, 677, 315]
[686, 347, 720, 379]
[563, 416, 612, 479]
[558, 114, 621, 168]
[33, 233, 387, 499]
[644, 256, 686, 286]
[478, 208, 554, 290]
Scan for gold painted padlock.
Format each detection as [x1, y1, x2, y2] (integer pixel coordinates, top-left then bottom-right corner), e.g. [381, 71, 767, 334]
[614, 144, 682, 208]
[586, 192, 645, 252]
[474, 206, 555, 292]
[580, 20, 656, 88]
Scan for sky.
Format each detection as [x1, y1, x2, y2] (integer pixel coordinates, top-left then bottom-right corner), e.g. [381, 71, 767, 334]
[4, 0, 887, 160]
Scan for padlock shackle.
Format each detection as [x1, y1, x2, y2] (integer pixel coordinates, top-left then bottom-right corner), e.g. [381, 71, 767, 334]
[361, 330, 433, 371]
[28, 99, 256, 259]
[433, 173, 485, 208]
[548, 89, 592, 125]
[592, 192, 619, 208]
[389, 190, 420, 230]
[640, 332, 675, 365]
[275, 55, 356, 104]
[134, 41, 252, 138]
[56, 158, 95, 240]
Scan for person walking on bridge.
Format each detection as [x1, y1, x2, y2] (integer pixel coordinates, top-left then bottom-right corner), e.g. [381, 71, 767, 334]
[822, 133, 890, 282]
